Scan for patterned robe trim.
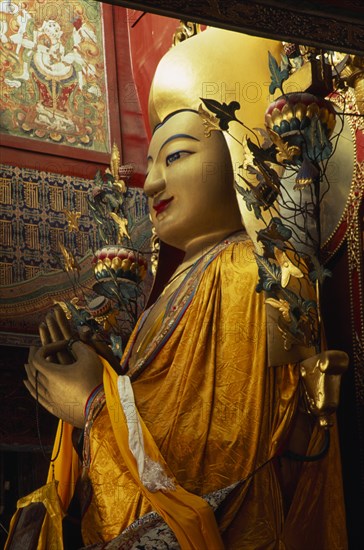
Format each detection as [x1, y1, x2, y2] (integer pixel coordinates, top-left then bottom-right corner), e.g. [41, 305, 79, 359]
[81, 481, 241, 549]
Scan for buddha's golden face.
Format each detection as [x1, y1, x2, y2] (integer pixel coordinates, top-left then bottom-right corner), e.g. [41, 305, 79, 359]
[145, 110, 237, 250]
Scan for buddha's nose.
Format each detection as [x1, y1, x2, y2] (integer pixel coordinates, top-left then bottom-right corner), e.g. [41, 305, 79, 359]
[144, 171, 166, 198]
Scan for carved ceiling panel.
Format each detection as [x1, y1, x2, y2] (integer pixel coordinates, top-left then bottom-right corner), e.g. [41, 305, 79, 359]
[97, 0, 364, 54]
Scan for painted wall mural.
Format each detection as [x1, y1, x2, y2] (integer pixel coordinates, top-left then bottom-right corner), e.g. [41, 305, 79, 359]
[0, 163, 101, 283]
[0, 0, 110, 151]
[0, 163, 150, 345]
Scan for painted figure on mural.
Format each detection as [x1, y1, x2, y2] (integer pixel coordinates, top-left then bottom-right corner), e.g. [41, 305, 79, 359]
[1, 1, 107, 148]
[8, 28, 350, 550]
[8, 16, 93, 131]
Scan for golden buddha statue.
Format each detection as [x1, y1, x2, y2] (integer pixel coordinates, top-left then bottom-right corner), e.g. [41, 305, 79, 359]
[9, 27, 349, 550]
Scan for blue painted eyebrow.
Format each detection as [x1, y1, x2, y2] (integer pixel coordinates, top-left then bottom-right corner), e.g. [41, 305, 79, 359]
[147, 134, 200, 162]
[160, 134, 199, 150]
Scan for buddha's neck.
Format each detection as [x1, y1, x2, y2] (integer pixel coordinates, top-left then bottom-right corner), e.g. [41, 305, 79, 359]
[182, 224, 244, 264]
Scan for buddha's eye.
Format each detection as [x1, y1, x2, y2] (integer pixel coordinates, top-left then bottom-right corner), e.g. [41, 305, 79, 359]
[166, 150, 192, 166]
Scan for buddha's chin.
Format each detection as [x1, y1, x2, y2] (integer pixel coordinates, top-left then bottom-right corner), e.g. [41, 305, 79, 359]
[154, 209, 169, 223]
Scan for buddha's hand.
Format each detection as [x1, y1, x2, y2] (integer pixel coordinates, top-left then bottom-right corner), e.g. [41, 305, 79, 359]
[24, 340, 103, 428]
[37, 304, 121, 372]
[299, 350, 349, 426]
[24, 306, 104, 428]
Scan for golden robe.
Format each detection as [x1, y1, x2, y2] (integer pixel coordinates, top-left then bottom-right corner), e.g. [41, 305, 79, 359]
[52, 233, 347, 549]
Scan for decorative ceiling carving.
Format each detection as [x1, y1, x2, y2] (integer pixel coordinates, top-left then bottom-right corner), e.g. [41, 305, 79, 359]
[98, 0, 364, 54]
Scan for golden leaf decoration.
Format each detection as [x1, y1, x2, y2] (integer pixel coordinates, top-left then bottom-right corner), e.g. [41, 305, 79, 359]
[241, 135, 255, 170]
[110, 212, 130, 242]
[253, 127, 273, 149]
[198, 103, 221, 137]
[113, 180, 127, 193]
[265, 297, 291, 322]
[59, 243, 80, 273]
[53, 300, 73, 320]
[266, 128, 301, 163]
[110, 142, 121, 181]
[63, 210, 81, 232]
[274, 248, 304, 288]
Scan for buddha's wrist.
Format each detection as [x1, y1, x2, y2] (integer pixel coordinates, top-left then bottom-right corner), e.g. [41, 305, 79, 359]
[82, 384, 106, 471]
[84, 383, 104, 420]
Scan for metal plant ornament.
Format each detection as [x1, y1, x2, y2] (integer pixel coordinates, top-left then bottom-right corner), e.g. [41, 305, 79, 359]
[199, 50, 344, 353]
[56, 145, 149, 355]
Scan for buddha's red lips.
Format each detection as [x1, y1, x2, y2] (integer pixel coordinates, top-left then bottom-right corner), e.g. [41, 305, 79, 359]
[153, 197, 174, 214]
